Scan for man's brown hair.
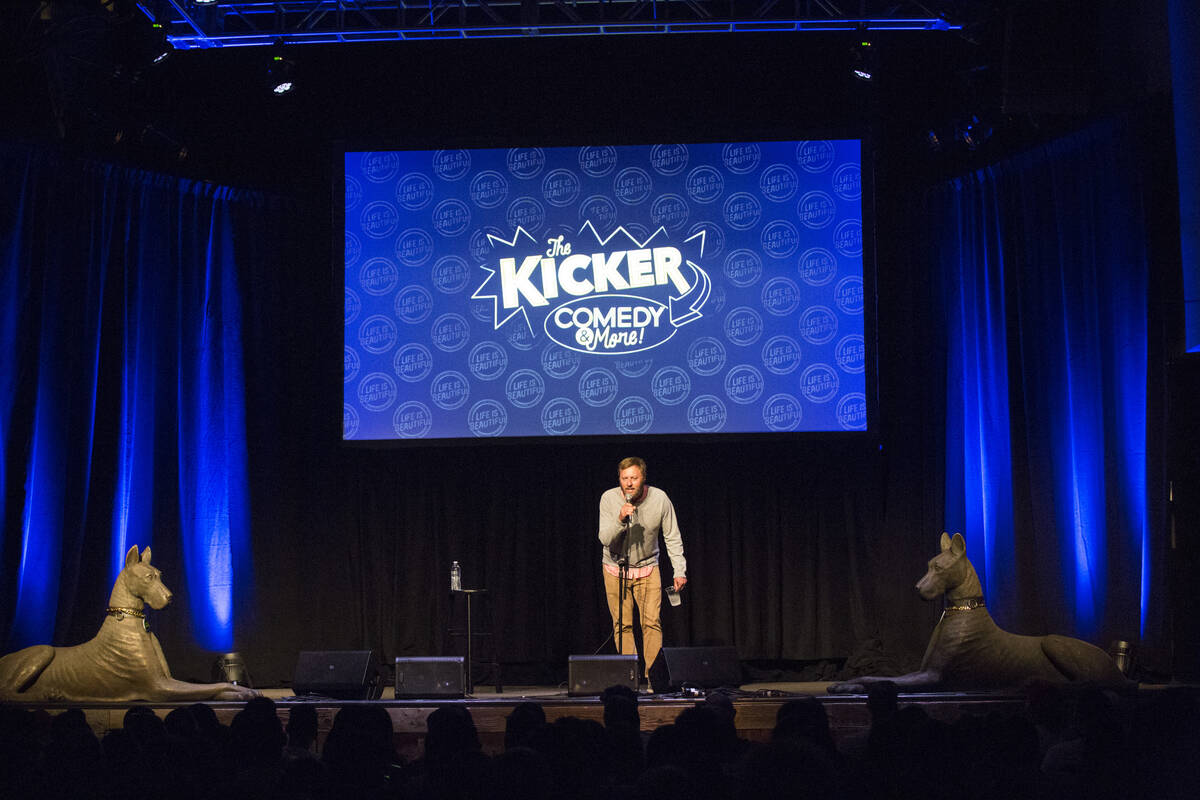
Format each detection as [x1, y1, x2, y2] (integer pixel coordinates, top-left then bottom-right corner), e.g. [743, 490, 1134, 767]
[617, 456, 646, 477]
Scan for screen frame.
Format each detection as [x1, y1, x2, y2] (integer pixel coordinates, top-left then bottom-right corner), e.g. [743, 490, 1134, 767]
[335, 132, 879, 449]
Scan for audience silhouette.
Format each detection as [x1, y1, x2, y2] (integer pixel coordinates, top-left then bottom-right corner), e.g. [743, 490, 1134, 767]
[2, 681, 1196, 799]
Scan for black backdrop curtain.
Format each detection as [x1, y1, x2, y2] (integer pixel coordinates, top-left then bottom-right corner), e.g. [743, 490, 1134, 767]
[2, 110, 1168, 685]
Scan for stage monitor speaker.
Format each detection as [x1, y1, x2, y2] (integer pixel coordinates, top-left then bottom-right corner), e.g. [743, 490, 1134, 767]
[395, 657, 465, 698]
[648, 646, 742, 692]
[292, 650, 381, 699]
[568, 654, 639, 696]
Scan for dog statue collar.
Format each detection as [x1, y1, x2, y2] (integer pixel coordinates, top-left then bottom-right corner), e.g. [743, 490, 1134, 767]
[944, 596, 986, 611]
[107, 606, 149, 631]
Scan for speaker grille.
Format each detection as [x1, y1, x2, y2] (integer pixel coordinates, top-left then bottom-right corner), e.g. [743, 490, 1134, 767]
[568, 654, 639, 696]
[648, 646, 741, 692]
[395, 657, 465, 698]
[292, 650, 378, 699]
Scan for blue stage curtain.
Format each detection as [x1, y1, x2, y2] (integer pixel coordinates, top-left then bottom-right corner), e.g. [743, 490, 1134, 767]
[934, 118, 1151, 641]
[936, 168, 1016, 614]
[1, 143, 253, 653]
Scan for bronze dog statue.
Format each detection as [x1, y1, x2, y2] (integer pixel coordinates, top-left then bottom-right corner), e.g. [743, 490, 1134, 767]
[0, 545, 256, 702]
[828, 533, 1131, 693]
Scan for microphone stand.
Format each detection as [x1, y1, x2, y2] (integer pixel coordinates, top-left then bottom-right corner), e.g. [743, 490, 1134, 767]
[617, 501, 632, 658]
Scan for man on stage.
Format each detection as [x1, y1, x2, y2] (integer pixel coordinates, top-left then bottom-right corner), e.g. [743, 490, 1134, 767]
[598, 456, 687, 684]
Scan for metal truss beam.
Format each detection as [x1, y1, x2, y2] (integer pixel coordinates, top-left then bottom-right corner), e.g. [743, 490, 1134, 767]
[137, 1, 961, 49]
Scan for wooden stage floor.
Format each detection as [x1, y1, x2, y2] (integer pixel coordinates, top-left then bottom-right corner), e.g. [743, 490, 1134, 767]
[19, 681, 1036, 762]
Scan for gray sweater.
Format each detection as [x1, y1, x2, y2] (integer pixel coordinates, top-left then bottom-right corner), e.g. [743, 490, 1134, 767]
[598, 485, 687, 577]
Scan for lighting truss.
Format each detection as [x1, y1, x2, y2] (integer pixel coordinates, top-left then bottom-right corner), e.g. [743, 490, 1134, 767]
[138, 1, 962, 50]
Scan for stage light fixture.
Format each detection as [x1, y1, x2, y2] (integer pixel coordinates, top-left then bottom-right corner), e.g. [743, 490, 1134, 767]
[265, 51, 296, 96]
[956, 114, 994, 151]
[1109, 640, 1134, 676]
[212, 652, 253, 687]
[193, 0, 218, 5]
[850, 40, 877, 82]
[148, 23, 171, 65]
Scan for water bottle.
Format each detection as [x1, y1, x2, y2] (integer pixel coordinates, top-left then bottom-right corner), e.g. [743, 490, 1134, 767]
[450, 561, 462, 591]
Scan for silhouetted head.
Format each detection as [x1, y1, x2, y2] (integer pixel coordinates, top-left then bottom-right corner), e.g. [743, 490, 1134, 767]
[504, 701, 546, 750]
[773, 696, 835, 753]
[672, 705, 739, 766]
[187, 702, 224, 741]
[229, 698, 285, 767]
[164, 706, 200, 740]
[322, 704, 396, 782]
[285, 704, 319, 748]
[703, 691, 737, 727]
[866, 681, 900, 721]
[602, 690, 640, 731]
[424, 705, 480, 763]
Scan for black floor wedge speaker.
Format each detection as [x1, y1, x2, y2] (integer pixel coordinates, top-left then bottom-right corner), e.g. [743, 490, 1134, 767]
[292, 650, 381, 699]
[568, 654, 639, 696]
[395, 657, 465, 698]
[648, 646, 742, 692]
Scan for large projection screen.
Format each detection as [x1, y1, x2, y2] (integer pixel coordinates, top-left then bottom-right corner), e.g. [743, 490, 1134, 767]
[343, 140, 869, 441]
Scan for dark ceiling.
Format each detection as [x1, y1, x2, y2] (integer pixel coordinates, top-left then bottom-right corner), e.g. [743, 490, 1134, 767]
[0, 1, 1173, 192]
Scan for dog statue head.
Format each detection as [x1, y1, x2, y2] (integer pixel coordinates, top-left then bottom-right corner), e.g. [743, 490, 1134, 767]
[117, 546, 174, 610]
[915, 532, 975, 600]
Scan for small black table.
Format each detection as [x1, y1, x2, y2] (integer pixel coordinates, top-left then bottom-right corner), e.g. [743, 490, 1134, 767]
[448, 588, 501, 694]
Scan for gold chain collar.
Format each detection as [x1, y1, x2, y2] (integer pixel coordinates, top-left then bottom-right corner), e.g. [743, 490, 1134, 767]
[944, 596, 986, 612]
[107, 606, 150, 631]
[106, 606, 146, 619]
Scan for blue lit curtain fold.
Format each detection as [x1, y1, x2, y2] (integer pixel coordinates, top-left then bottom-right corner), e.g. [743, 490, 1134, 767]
[0, 154, 29, 633]
[934, 117, 1152, 642]
[937, 170, 1016, 613]
[2, 156, 118, 646]
[1, 143, 254, 654]
[176, 195, 250, 649]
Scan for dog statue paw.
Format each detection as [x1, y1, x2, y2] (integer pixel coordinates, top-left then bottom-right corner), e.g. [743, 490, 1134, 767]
[215, 684, 261, 701]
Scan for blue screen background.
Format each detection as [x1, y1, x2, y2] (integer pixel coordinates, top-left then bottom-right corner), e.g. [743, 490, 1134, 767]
[343, 140, 867, 439]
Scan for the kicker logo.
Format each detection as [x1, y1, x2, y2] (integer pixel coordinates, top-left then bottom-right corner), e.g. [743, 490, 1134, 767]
[473, 222, 711, 355]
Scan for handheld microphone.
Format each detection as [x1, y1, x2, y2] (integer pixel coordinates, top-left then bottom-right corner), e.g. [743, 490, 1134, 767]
[622, 491, 634, 523]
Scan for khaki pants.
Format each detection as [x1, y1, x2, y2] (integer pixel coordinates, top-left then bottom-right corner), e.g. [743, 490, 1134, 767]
[603, 565, 662, 677]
